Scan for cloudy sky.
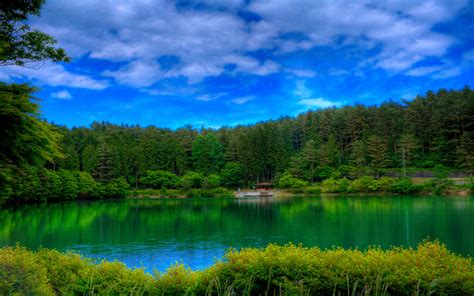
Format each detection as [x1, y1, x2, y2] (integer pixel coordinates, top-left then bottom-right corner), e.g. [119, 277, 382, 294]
[2, 0, 474, 128]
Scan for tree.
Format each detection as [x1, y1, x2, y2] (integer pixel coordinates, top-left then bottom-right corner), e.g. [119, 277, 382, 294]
[93, 140, 114, 183]
[192, 134, 224, 174]
[302, 139, 318, 184]
[366, 135, 389, 177]
[220, 162, 243, 189]
[0, 83, 63, 205]
[399, 133, 418, 177]
[0, 0, 70, 66]
[456, 132, 474, 176]
[350, 139, 366, 167]
[82, 144, 97, 173]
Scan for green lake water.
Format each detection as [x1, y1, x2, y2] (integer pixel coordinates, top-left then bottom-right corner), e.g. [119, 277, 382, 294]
[0, 196, 472, 272]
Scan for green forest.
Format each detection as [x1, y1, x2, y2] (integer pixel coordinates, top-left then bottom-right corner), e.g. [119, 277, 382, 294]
[1, 82, 473, 205]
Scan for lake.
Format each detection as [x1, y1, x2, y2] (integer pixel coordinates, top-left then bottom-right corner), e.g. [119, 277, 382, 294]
[0, 196, 472, 272]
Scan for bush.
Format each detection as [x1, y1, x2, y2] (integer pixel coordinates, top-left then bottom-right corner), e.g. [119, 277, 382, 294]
[390, 178, 420, 194]
[103, 176, 130, 198]
[2, 242, 472, 295]
[203, 174, 221, 189]
[349, 176, 378, 193]
[278, 172, 309, 189]
[0, 246, 54, 295]
[141, 170, 181, 189]
[303, 186, 322, 195]
[321, 178, 350, 193]
[181, 172, 205, 189]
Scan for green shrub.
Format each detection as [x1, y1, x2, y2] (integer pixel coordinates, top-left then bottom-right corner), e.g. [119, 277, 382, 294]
[304, 186, 322, 195]
[141, 170, 181, 189]
[390, 178, 420, 194]
[278, 172, 309, 189]
[349, 176, 377, 193]
[0, 246, 54, 295]
[181, 172, 205, 189]
[104, 176, 130, 198]
[321, 178, 350, 193]
[203, 174, 221, 189]
[1, 242, 473, 295]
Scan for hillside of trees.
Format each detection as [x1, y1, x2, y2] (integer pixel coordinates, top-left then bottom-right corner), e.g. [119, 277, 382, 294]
[54, 86, 474, 184]
[1, 84, 473, 205]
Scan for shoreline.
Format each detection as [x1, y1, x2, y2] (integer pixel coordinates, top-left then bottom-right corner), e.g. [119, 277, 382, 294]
[127, 188, 473, 199]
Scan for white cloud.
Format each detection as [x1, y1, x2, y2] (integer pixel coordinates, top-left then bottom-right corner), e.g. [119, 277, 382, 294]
[293, 80, 312, 99]
[23, 0, 467, 88]
[51, 90, 72, 100]
[249, 0, 466, 73]
[2, 63, 109, 90]
[299, 98, 343, 109]
[197, 93, 227, 101]
[286, 68, 317, 78]
[232, 95, 256, 104]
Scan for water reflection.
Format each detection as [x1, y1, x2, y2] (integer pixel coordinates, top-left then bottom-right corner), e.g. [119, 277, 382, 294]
[0, 196, 472, 272]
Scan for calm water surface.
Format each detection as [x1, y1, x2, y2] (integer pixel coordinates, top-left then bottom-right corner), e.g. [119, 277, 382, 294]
[0, 196, 472, 272]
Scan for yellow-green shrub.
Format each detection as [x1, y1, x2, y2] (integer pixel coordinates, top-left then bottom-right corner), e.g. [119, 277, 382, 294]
[1, 241, 472, 295]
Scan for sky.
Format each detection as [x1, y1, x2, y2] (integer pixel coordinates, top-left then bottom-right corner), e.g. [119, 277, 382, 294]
[1, 0, 474, 128]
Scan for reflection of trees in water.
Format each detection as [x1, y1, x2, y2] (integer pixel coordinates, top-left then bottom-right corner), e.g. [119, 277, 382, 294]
[0, 197, 472, 256]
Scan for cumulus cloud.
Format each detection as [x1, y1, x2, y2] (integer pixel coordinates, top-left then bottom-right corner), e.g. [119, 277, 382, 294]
[21, 0, 468, 89]
[3, 63, 109, 90]
[51, 90, 72, 100]
[249, 0, 466, 73]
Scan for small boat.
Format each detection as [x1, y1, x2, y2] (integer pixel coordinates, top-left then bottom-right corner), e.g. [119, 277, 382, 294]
[235, 182, 274, 198]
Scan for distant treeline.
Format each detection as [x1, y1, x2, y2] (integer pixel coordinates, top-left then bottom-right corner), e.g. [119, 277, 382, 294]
[54, 87, 473, 184]
[1, 84, 473, 205]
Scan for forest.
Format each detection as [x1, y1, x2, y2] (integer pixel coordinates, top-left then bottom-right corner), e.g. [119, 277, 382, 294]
[1, 82, 473, 205]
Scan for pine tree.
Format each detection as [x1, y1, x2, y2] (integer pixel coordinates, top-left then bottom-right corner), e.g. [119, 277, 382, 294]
[94, 140, 114, 183]
[302, 139, 318, 183]
[399, 133, 418, 177]
[367, 135, 389, 177]
[457, 132, 474, 176]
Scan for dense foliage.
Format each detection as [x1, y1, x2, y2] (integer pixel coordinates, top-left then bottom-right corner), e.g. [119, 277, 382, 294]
[1, 86, 473, 204]
[0, 0, 69, 66]
[51, 87, 473, 186]
[1, 241, 472, 295]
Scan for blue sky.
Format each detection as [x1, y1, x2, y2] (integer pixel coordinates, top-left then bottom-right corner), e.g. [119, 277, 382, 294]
[2, 0, 474, 128]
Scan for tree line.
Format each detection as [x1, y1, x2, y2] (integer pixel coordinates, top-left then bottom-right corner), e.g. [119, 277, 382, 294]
[52, 86, 473, 184]
[1, 83, 473, 205]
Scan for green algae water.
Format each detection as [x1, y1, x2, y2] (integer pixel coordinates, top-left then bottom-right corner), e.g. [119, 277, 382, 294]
[0, 196, 472, 272]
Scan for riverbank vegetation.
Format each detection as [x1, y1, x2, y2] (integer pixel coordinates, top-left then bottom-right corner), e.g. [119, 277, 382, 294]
[1, 241, 472, 295]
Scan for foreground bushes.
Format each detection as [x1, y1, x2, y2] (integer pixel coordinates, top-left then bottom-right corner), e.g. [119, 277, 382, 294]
[1, 242, 472, 295]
